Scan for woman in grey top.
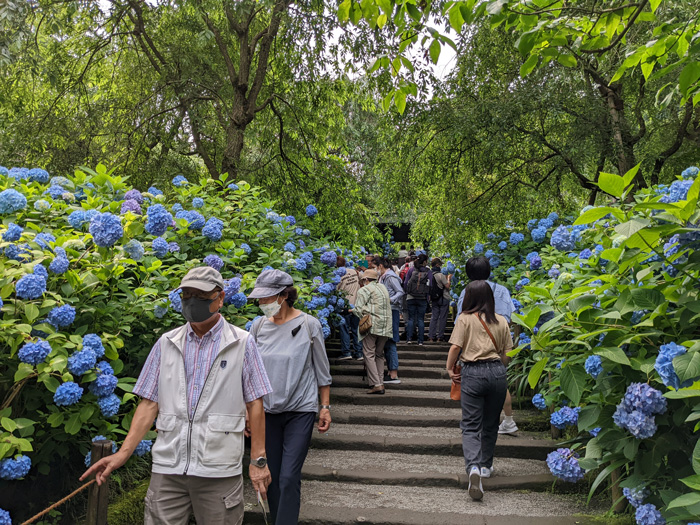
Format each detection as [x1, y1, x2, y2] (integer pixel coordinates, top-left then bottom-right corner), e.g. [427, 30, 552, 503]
[248, 270, 332, 525]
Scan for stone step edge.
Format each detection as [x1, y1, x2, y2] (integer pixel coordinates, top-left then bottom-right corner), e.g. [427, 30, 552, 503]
[311, 433, 556, 460]
[331, 410, 547, 429]
[300, 464, 563, 492]
[243, 504, 604, 525]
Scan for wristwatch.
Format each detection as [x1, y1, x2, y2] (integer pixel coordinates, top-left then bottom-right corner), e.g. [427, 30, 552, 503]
[250, 456, 267, 468]
[320, 404, 331, 410]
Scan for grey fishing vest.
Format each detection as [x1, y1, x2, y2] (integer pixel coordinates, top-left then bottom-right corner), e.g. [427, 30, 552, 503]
[150, 321, 248, 478]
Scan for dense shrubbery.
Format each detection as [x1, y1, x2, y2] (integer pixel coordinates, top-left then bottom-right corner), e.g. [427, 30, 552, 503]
[0, 165, 365, 522]
[452, 166, 700, 524]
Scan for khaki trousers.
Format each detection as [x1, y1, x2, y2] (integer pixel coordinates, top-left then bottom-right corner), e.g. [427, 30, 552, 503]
[144, 472, 244, 525]
[362, 334, 388, 388]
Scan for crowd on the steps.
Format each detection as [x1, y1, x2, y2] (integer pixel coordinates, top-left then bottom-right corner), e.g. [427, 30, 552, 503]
[80, 251, 520, 524]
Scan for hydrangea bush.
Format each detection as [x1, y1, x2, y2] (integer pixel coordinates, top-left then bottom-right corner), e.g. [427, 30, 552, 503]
[0, 164, 366, 521]
[451, 165, 700, 523]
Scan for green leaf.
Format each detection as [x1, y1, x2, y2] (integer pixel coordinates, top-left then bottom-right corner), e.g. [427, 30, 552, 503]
[429, 39, 441, 65]
[377, 0, 392, 16]
[394, 90, 407, 114]
[573, 207, 622, 225]
[665, 389, 700, 399]
[667, 492, 700, 510]
[24, 304, 39, 322]
[47, 412, 64, 428]
[673, 352, 700, 385]
[79, 405, 95, 423]
[622, 163, 641, 186]
[557, 54, 577, 68]
[64, 413, 82, 435]
[694, 438, 700, 475]
[578, 405, 600, 431]
[615, 218, 651, 239]
[679, 62, 700, 96]
[680, 474, 700, 491]
[528, 357, 549, 389]
[598, 172, 626, 198]
[588, 458, 628, 504]
[1, 417, 17, 432]
[596, 347, 631, 366]
[630, 288, 664, 310]
[560, 364, 588, 405]
[448, 4, 464, 32]
[337, 0, 351, 22]
[520, 54, 538, 77]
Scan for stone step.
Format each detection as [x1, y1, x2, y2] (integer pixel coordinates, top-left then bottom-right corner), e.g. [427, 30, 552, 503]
[242, 481, 607, 524]
[331, 375, 454, 392]
[331, 386, 459, 407]
[311, 424, 556, 460]
[301, 449, 560, 491]
[331, 402, 549, 431]
[330, 358, 448, 369]
[330, 365, 449, 379]
[326, 342, 453, 353]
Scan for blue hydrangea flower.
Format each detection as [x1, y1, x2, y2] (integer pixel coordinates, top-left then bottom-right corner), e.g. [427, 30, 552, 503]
[124, 189, 143, 203]
[124, 240, 145, 261]
[532, 393, 546, 410]
[531, 227, 547, 243]
[527, 219, 538, 231]
[306, 205, 318, 217]
[33, 264, 48, 280]
[175, 210, 205, 230]
[134, 440, 153, 456]
[172, 175, 188, 187]
[635, 503, 665, 525]
[655, 342, 692, 390]
[98, 394, 121, 417]
[34, 199, 51, 211]
[83, 334, 105, 358]
[473, 242, 483, 254]
[204, 254, 224, 271]
[202, 217, 224, 241]
[588, 427, 601, 437]
[0, 508, 10, 524]
[295, 259, 307, 271]
[681, 166, 699, 179]
[146, 205, 173, 236]
[538, 218, 553, 229]
[667, 179, 694, 202]
[551, 225, 577, 251]
[192, 197, 204, 208]
[302, 229, 310, 236]
[48, 305, 76, 328]
[7, 167, 29, 181]
[518, 334, 531, 349]
[223, 278, 242, 304]
[321, 251, 337, 266]
[230, 292, 247, 308]
[96, 360, 113, 375]
[313, 276, 324, 287]
[120, 199, 142, 215]
[147, 186, 163, 196]
[284, 242, 296, 253]
[169, 289, 182, 313]
[154, 303, 168, 318]
[49, 256, 69, 274]
[0, 455, 31, 480]
[515, 277, 530, 291]
[240, 243, 252, 255]
[546, 448, 584, 483]
[0, 189, 27, 214]
[510, 232, 524, 245]
[530, 255, 542, 270]
[54, 382, 83, 406]
[496, 241, 506, 250]
[585, 355, 603, 378]
[89, 213, 123, 248]
[285, 215, 296, 225]
[621, 382, 667, 416]
[28, 168, 50, 183]
[168, 242, 180, 253]
[550, 406, 581, 429]
[548, 212, 558, 221]
[152, 237, 169, 258]
[318, 283, 335, 295]
[67, 209, 95, 229]
[3, 222, 23, 241]
[623, 486, 649, 508]
[579, 248, 593, 260]
[300, 251, 314, 264]
[172, 203, 184, 213]
[68, 349, 97, 376]
[227, 183, 239, 191]
[16, 274, 47, 300]
[89, 373, 118, 397]
[18, 339, 52, 365]
[44, 184, 66, 199]
[34, 232, 56, 251]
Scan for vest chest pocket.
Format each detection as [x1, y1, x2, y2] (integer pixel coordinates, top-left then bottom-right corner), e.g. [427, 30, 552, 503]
[151, 413, 181, 468]
[201, 414, 245, 467]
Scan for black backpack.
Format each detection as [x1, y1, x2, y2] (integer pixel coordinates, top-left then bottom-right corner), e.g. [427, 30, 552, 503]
[430, 269, 444, 302]
[406, 267, 430, 299]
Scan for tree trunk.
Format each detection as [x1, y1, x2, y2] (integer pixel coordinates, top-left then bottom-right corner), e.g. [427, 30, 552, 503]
[221, 124, 247, 178]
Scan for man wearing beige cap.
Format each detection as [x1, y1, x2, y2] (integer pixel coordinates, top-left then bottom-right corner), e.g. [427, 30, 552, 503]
[81, 266, 273, 525]
[352, 269, 393, 394]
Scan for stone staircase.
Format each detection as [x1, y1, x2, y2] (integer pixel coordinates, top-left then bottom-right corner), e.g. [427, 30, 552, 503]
[244, 314, 608, 524]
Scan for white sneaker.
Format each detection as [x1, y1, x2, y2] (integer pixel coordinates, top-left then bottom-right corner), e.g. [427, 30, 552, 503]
[481, 466, 494, 478]
[498, 419, 518, 434]
[468, 466, 483, 501]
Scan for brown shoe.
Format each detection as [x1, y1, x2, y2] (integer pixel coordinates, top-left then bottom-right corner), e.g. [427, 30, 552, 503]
[367, 386, 385, 395]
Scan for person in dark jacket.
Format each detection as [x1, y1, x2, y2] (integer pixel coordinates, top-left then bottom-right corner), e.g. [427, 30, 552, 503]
[402, 253, 432, 346]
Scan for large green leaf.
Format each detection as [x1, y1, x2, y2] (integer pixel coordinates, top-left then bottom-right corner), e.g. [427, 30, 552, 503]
[674, 352, 700, 385]
[667, 492, 700, 510]
[573, 207, 622, 226]
[630, 288, 664, 309]
[560, 364, 588, 405]
[615, 218, 651, 239]
[596, 347, 631, 366]
[598, 172, 626, 198]
[528, 357, 549, 389]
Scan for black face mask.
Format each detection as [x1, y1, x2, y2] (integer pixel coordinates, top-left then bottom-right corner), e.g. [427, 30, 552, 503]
[182, 297, 216, 323]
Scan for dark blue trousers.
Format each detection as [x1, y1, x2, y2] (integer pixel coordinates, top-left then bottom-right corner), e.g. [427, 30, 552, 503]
[265, 411, 316, 525]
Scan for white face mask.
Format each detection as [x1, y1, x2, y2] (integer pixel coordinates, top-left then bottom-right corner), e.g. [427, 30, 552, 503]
[260, 295, 282, 318]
